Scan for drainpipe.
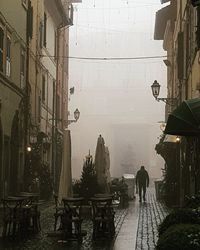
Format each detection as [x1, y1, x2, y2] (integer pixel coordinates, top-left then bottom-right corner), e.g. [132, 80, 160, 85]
[52, 79, 55, 191]
[35, 0, 39, 124]
[24, 0, 32, 189]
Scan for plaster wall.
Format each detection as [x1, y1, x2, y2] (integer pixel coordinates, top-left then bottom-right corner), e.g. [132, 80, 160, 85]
[0, 0, 26, 134]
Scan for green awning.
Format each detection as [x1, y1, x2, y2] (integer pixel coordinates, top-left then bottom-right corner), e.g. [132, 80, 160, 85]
[164, 98, 200, 136]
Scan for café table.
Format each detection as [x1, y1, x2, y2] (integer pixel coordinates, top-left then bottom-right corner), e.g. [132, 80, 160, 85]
[61, 197, 85, 240]
[90, 196, 115, 239]
[94, 193, 113, 198]
[18, 192, 39, 201]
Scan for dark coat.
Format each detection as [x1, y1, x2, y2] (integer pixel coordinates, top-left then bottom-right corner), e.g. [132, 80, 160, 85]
[136, 169, 149, 187]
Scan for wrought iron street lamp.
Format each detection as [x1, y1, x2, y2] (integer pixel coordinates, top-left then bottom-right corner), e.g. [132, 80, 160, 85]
[50, 108, 80, 126]
[67, 108, 80, 125]
[151, 80, 177, 106]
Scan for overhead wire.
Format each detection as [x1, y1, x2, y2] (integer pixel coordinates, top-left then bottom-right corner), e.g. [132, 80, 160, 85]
[76, 5, 160, 10]
[39, 55, 167, 61]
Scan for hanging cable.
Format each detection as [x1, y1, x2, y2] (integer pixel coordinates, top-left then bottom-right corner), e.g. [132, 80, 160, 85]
[39, 55, 167, 61]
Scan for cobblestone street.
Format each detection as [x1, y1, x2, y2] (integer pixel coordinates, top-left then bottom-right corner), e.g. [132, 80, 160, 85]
[0, 202, 128, 250]
[0, 188, 169, 250]
[135, 190, 170, 250]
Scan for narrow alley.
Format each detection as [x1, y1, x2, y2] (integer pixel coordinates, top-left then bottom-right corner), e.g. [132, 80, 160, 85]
[2, 0, 200, 249]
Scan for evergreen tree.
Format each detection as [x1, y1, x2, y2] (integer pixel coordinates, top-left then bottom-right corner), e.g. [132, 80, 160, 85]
[80, 154, 100, 201]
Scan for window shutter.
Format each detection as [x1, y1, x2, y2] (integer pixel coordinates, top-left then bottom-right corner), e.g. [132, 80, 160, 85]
[43, 13, 47, 47]
[27, 0, 33, 39]
[42, 75, 46, 102]
[177, 32, 184, 80]
[196, 6, 200, 49]
[0, 27, 4, 72]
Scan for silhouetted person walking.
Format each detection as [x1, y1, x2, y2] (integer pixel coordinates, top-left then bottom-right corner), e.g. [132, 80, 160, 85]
[136, 166, 149, 202]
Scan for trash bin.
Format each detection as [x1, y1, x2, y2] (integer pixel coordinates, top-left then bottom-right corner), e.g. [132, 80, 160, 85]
[122, 174, 135, 200]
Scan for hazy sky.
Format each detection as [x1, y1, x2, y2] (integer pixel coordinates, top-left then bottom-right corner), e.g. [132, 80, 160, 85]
[68, 0, 166, 178]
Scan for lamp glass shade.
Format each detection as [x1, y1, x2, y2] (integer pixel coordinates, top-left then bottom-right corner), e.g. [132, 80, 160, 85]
[74, 108, 80, 121]
[151, 80, 160, 98]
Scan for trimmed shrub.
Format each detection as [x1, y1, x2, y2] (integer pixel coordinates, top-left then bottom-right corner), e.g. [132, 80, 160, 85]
[73, 155, 101, 203]
[72, 179, 81, 196]
[185, 194, 200, 209]
[156, 224, 200, 250]
[158, 209, 200, 236]
[79, 156, 100, 201]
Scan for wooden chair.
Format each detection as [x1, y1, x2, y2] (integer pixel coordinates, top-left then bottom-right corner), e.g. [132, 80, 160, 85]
[61, 197, 84, 240]
[29, 203, 41, 232]
[90, 197, 115, 239]
[53, 194, 64, 231]
[1, 197, 25, 238]
[19, 192, 41, 232]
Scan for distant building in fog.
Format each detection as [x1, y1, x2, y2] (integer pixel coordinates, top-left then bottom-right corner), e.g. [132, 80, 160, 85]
[110, 123, 162, 178]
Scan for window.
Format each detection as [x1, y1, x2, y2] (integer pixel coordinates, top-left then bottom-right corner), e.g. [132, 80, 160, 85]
[69, 4, 74, 25]
[39, 21, 43, 48]
[0, 26, 4, 72]
[196, 7, 200, 49]
[177, 32, 184, 80]
[42, 75, 46, 102]
[43, 12, 47, 47]
[38, 96, 41, 122]
[56, 94, 60, 120]
[20, 49, 25, 88]
[6, 36, 11, 77]
[27, 2, 33, 39]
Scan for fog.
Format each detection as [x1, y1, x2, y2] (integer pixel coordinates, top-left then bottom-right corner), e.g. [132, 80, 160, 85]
[69, 0, 166, 179]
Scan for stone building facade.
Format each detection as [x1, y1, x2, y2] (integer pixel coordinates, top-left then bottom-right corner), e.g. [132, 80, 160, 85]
[0, 0, 80, 197]
[154, 0, 200, 206]
[0, 0, 27, 197]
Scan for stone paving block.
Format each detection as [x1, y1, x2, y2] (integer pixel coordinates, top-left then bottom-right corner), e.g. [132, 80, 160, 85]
[135, 189, 169, 250]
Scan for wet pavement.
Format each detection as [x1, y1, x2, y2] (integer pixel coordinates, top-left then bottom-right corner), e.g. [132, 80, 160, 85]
[0, 189, 169, 250]
[135, 189, 170, 250]
[112, 199, 139, 250]
[112, 188, 169, 250]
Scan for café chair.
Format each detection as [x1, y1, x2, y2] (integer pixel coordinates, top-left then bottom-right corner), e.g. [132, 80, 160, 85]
[61, 197, 84, 240]
[53, 194, 64, 231]
[19, 192, 41, 232]
[1, 198, 24, 238]
[90, 197, 115, 239]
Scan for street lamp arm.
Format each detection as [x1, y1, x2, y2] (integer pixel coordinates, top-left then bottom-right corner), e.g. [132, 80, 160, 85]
[49, 108, 80, 126]
[67, 119, 78, 125]
[49, 118, 79, 126]
[155, 97, 178, 106]
[49, 118, 62, 121]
